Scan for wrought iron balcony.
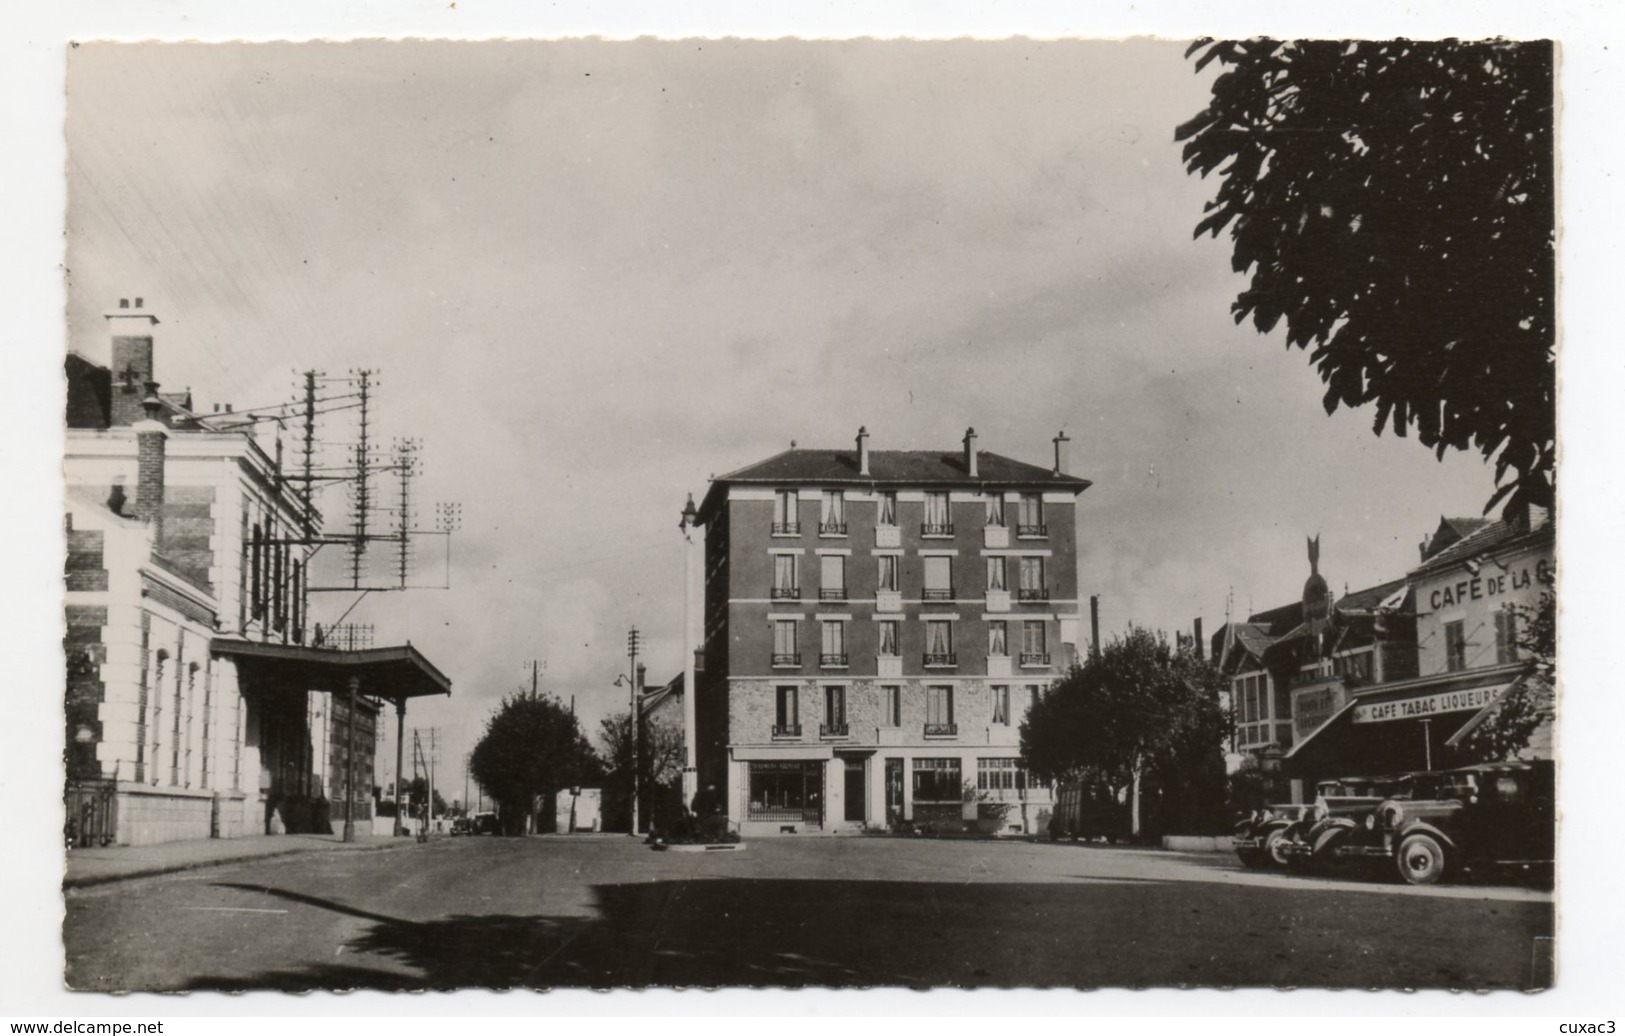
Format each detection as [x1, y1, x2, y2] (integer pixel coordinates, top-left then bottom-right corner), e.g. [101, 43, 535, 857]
[772, 724, 802, 739]
[920, 522, 956, 537]
[820, 722, 850, 738]
[924, 722, 958, 737]
[819, 588, 848, 601]
[771, 653, 802, 668]
[1017, 587, 1050, 601]
[771, 522, 801, 536]
[1020, 652, 1051, 667]
[923, 652, 957, 667]
[770, 587, 801, 600]
[1017, 523, 1048, 538]
[922, 588, 954, 601]
[819, 653, 849, 667]
[819, 521, 848, 536]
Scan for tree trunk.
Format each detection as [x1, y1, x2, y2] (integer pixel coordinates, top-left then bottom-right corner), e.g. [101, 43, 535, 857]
[1130, 756, 1143, 838]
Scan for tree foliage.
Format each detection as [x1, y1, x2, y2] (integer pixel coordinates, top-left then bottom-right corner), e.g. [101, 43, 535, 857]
[1177, 39, 1556, 514]
[1458, 590, 1555, 762]
[1021, 626, 1230, 832]
[469, 691, 601, 832]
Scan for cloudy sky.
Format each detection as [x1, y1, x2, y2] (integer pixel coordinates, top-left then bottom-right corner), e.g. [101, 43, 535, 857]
[66, 38, 1506, 782]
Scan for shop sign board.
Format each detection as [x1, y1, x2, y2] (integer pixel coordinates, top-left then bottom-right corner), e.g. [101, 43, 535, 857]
[1293, 684, 1348, 741]
[1351, 685, 1503, 724]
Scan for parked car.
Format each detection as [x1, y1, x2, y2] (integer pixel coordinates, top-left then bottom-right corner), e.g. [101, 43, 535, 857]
[1337, 761, 1554, 886]
[471, 810, 501, 836]
[1233, 802, 1314, 869]
[1284, 774, 1414, 874]
[449, 816, 472, 836]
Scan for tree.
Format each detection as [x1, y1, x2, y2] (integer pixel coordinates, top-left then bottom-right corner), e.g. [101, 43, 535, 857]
[469, 691, 601, 835]
[597, 710, 686, 832]
[1177, 40, 1555, 514]
[1021, 626, 1230, 836]
[402, 777, 448, 819]
[1457, 590, 1555, 762]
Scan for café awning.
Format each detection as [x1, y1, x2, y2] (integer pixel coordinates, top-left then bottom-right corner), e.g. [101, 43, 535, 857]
[210, 638, 452, 701]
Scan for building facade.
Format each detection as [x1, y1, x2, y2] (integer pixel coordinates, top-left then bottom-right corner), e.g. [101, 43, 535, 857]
[694, 428, 1090, 836]
[64, 300, 449, 847]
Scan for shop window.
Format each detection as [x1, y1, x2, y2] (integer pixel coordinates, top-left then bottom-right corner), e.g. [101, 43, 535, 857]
[977, 757, 1024, 791]
[912, 757, 962, 802]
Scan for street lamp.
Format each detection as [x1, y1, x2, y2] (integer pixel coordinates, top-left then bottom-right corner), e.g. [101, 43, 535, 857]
[680, 493, 700, 808]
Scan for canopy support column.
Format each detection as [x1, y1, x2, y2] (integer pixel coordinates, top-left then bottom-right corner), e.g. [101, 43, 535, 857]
[393, 697, 407, 837]
[342, 674, 359, 843]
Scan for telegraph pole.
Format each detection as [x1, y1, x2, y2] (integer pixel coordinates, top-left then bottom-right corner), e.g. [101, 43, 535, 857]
[680, 494, 700, 807]
[627, 627, 640, 836]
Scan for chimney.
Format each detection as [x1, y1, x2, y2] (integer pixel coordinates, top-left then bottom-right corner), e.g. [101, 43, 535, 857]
[133, 382, 167, 546]
[1193, 617, 1204, 661]
[635, 662, 647, 696]
[1053, 430, 1071, 476]
[106, 299, 160, 427]
[856, 426, 870, 477]
[963, 427, 978, 478]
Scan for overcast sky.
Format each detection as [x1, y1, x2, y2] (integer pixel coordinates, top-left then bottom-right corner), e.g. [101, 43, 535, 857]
[65, 38, 1504, 782]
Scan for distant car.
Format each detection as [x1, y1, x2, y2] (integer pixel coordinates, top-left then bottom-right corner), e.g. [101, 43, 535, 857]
[471, 811, 500, 836]
[1337, 761, 1554, 886]
[1234, 802, 1314, 869]
[449, 817, 472, 836]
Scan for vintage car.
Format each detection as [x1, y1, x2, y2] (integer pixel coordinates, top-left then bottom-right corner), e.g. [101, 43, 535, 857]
[1233, 802, 1315, 869]
[1336, 761, 1555, 885]
[1282, 774, 1414, 874]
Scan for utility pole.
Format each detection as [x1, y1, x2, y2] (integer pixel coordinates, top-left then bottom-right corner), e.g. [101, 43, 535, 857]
[627, 626, 640, 837]
[680, 494, 700, 808]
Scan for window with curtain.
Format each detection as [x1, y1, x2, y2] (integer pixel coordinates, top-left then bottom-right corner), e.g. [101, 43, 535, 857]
[821, 621, 845, 659]
[925, 687, 955, 727]
[825, 685, 847, 727]
[773, 490, 798, 531]
[926, 620, 953, 661]
[1022, 620, 1046, 657]
[877, 620, 899, 656]
[1018, 493, 1044, 531]
[923, 492, 951, 533]
[820, 490, 846, 533]
[877, 491, 897, 526]
[773, 554, 798, 596]
[985, 556, 1006, 591]
[775, 685, 799, 729]
[985, 494, 1005, 527]
[820, 554, 845, 598]
[987, 622, 1008, 656]
[991, 685, 1010, 725]
[1019, 557, 1045, 598]
[883, 685, 902, 726]
[877, 554, 898, 591]
[774, 620, 797, 657]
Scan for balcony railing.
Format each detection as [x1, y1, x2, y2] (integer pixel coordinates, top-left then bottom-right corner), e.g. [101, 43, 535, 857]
[771, 522, 801, 536]
[923, 652, 957, 667]
[924, 722, 958, 737]
[772, 724, 802, 739]
[1016, 524, 1048, 538]
[819, 521, 848, 536]
[922, 588, 954, 601]
[770, 587, 801, 600]
[1020, 652, 1051, 667]
[771, 653, 802, 668]
[1017, 587, 1050, 601]
[818, 588, 847, 601]
[820, 722, 850, 738]
[921, 522, 955, 537]
[819, 653, 849, 667]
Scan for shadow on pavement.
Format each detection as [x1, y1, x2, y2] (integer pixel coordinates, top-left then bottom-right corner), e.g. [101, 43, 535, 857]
[175, 874, 1554, 993]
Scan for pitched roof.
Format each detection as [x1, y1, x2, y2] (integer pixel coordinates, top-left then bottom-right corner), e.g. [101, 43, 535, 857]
[1410, 513, 1553, 577]
[1334, 577, 1410, 613]
[1421, 516, 1493, 561]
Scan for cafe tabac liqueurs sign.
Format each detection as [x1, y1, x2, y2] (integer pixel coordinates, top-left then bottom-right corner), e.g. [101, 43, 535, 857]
[1427, 557, 1552, 611]
[1351, 685, 1503, 725]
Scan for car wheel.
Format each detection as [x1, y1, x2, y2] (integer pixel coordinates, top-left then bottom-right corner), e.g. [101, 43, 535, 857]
[1262, 828, 1291, 868]
[1396, 832, 1447, 885]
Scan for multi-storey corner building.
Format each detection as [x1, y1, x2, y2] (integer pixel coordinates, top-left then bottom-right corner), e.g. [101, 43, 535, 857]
[694, 428, 1090, 836]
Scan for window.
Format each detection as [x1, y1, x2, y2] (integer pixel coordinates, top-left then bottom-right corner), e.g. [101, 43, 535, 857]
[985, 556, 1007, 592]
[925, 621, 954, 665]
[772, 555, 799, 599]
[1018, 557, 1046, 600]
[1272, 673, 1291, 718]
[772, 621, 799, 666]
[877, 554, 899, 591]
[985, 494, 1005, 527]
[977, 757, 1024, 791]
[820, 554, 846, 600]
[824, 685, 847, 730]
[912, 757, 961, 801]
[820, 621, 846, 666]
[882, 685, 902, 727]
[1026, 685, 1043, 715]
[749, 760, 821, 821]
[773, 490, 799, 535]
[877, 620, 900, 657]
[1018, 493, 1045, 536]
[926, 685, 955, 730]
[774, 685, 800, 733]
[923, 492, 952, 535]
[991, 685, 1010, 725]
[877, 491, 897, 526]
[1021, 620, 1047, 664]
[1494, 607, 1520, 664]
[924, 556, 953, 599]
[987, 621, 1008, 656]
[1444, 620, 1468, 672]
[820, 490, 846, 535]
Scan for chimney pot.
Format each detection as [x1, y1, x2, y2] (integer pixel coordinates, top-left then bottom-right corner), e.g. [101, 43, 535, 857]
[119, 299, 129, 309]
[134, 297, 143, 308]
[1053, 430, 1071, 476]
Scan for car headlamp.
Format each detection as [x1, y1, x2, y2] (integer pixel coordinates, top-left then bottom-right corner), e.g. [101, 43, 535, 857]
[1364, 813, 1377, 831]
[1312, 798, 1329, 822]
[1383, 803, 1404, 828]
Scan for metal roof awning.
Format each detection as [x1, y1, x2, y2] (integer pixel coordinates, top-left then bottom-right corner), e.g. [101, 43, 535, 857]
[210, 638, 452, 701]
[1284, 700, 1359, 760]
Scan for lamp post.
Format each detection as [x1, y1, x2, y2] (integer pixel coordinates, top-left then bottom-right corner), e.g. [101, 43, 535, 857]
[680, 494, 700, 808]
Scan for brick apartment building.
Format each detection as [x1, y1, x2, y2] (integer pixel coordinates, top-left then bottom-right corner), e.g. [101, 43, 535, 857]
[1213, 510, 1554, 801]
[64, 300, 450, 846]
[693, 428, 1091, 836]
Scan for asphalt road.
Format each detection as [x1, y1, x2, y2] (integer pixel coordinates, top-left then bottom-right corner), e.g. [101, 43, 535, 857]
[63, 835, 1554, 992]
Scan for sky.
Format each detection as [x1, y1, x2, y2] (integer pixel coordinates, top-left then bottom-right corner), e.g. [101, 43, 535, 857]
[62, 37, 1508, 785]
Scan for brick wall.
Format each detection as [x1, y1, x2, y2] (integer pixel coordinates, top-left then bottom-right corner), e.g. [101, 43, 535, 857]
[161, 485, 216, 592]
[65, 605, 109, 779]
[65, 529, 108, 592]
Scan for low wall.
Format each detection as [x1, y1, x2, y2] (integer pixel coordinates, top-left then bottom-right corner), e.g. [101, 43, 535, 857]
[1161, 835, 1235, 853]
[114, 784, 213, 846]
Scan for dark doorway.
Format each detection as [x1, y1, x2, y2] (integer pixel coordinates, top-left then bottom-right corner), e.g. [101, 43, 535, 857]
[844, 759, 865, 822]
